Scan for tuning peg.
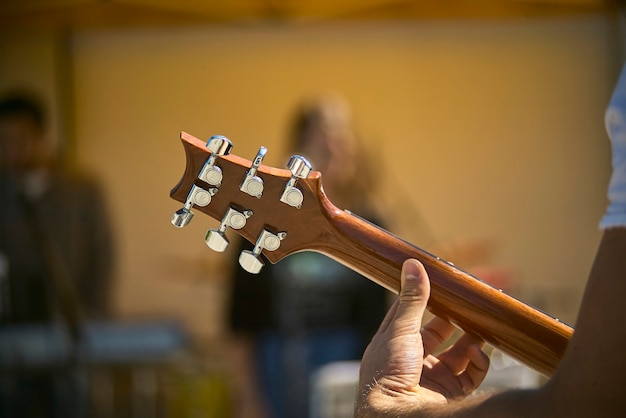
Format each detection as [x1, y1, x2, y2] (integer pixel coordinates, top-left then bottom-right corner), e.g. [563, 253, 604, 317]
[240, 146, 267, 198]
[171, 208, 194, 228]
[198, 135, 233, 186]
[280, 155, 312, 209]
[171, 184, 217, 228]
[205, 207, 253, 252]
[239, 229, 287, 274]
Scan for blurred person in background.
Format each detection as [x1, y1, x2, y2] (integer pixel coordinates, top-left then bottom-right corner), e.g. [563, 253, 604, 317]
[227, 93, 389, 418]
[0, 90, 115, 418]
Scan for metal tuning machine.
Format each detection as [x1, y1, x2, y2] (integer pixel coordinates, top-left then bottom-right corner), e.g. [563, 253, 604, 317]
[205, 207, 253, 252]
[239, 229, 286, 274]
[279, 155, 312, 209]
[240, 146, 267, 198]
[171, 184, 217, 228]
[198, 135, 233, 186]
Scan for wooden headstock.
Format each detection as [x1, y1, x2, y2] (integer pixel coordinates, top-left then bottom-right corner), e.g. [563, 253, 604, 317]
[170, 131, 343, 272]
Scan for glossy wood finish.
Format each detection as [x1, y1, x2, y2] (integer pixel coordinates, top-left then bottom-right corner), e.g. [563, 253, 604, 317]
[171, 131, 573, 376]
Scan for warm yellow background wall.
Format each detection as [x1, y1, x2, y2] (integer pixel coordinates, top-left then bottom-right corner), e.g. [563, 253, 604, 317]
[1, 16, 619, 339]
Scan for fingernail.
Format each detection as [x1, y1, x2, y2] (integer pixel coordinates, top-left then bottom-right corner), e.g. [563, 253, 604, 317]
[401, 261, 420, 290]
[403, 259, 422, 279]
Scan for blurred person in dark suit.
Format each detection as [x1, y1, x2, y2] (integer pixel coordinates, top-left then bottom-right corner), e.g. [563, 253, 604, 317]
[0, 90, 115, 418]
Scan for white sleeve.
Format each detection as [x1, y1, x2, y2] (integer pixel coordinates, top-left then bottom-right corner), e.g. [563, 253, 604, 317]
[600, 63, 626, 229]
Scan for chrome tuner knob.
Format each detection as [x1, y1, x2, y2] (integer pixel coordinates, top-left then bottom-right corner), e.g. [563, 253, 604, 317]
[238, 251, 265, 275]
[198, 135, 233, 186]
[171, 184, 217, 228]
[205, 207, 253, 252]
[240, 146, 267, 198]
[238, 229, 286, 274]
[171, 208, 194, 228]
[280, 155, 312, 209]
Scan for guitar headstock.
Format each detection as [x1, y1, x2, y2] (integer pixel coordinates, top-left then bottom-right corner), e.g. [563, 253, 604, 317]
[170, 131, 335, 273]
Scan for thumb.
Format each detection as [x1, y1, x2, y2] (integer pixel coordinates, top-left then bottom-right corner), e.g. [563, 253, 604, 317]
[393, 259, 431, 332]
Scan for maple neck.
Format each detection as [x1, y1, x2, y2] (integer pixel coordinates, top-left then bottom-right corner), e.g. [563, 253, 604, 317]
[314, 196, 572, 377]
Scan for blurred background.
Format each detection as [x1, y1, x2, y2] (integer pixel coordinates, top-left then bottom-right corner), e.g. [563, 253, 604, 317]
[1, 0, 625, 417]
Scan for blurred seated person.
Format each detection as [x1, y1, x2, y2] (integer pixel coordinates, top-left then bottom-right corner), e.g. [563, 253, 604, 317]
[227, 93, 389, 418]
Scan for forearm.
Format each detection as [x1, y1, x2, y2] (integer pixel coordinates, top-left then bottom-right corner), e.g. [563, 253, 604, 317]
[541, 228, 626, 415]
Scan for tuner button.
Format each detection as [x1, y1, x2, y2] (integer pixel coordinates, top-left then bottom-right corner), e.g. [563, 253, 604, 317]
[200, 166, 223, 186]
[205, 207, 253, 252]
[188, 185, 217, 207]
[206, 135, 233, 156]
[170, 185, 216, 228]
[242, 177, 264, 198]
[199, 136, 232, 186]
[191, 188, 213, 207]
[262, 233, 284, 251]
[205, 229, 230, 252]
[171, 208, 194, 228]
[287, 155, 312, 179]
[240, 146, 267, 198]
[280, 156, 312, 209]
[239, 250, 264, 274]
[238, 230, 286, 274]
[228, 210, 250, 229]
[282, 187, 304, 208]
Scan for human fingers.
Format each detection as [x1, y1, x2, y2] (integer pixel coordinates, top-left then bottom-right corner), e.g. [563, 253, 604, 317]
[369, 258, 427, 336]
[437, 333, 484, 375]
[389, 259, 430, 335]
[421, 316, 456, 356]
[457, 344, 490, 394]
[422, 342, 489, 399]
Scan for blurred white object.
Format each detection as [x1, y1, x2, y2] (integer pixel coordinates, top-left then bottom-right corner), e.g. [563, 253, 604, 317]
[479, 348, 541, 391]
[310, 361, 360, 418]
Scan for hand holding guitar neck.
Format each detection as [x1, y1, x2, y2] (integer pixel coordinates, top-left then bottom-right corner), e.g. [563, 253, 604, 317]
[169, 131, 573, 377]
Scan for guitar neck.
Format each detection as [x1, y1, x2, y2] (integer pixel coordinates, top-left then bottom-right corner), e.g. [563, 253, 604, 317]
[170, 131, 572, 377]
[314, 198, 572, 377]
